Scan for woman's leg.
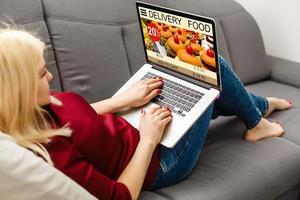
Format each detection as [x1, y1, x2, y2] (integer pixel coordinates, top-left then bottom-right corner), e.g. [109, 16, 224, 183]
[151, 105, 213, 189]
[212, 57, 266, 128]
[151, 57, 292, 189]
[247, 93, 291, 118]
[212, 56, 289, 141]
[246, 92, 268, 116]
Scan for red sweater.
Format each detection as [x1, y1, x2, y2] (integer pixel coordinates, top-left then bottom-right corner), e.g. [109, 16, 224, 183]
[45, 92, 160, 200]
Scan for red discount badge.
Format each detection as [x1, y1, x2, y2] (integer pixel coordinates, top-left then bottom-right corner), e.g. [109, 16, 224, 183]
[147, 22, 160, 42]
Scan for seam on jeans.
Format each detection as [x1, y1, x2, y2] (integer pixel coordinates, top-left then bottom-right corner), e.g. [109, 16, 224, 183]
[162, 124, 197, 177]
[167, 135, 192, 173]
[159, 161, 167, 174]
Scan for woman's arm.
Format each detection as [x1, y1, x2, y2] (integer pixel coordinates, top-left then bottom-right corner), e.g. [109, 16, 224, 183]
[91, 77, 163, 114]
[117, 107, 172, 200]
[118, 139, 156, 200]
[90, 95, 131, 115]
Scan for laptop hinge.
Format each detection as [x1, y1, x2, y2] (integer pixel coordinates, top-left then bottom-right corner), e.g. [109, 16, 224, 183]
[152, 64, 212, 90]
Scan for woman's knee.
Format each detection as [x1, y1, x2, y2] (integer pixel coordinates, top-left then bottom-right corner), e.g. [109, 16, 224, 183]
[218, 56, 231, 72]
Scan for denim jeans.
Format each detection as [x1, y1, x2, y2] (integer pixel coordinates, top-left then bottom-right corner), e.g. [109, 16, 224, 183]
[151, 56, 269, 189]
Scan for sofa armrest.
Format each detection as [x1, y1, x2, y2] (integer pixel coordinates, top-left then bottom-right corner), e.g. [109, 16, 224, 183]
[0, 133, 97, 200]
[268, 55, 300, 88]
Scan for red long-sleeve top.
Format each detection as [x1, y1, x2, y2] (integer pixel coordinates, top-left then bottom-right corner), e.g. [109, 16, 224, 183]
[45, 92, 160, 200]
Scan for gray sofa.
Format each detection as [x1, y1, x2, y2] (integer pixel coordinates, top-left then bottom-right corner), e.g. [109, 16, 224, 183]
[1, 0, 300, 199]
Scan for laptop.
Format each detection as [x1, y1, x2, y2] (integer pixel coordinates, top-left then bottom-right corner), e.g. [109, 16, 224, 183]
[114, 1, 222, 148]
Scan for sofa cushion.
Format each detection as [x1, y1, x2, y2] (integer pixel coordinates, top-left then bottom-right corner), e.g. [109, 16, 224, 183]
[0, 0, 62, 91]
[269, 55, 300, 89]
[219, 11, 270, 84]
[43, 19, 132, 103]
[169, 0, 244, 18]
[139, 191, 170, 200]
[42, 0, 143, 102]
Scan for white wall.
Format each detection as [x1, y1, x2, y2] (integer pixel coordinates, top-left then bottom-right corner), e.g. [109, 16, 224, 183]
[235, 0, 300, 63]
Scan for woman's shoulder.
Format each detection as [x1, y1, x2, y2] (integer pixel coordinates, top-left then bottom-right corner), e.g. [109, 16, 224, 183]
[50, 91, 91, 109]
[48, 91, 98, 121]
[51, 91, 85, 102]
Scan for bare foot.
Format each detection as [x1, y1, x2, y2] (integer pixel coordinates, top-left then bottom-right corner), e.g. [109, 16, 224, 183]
[264, 97, 292, 117]
[244, 118, 284, 141]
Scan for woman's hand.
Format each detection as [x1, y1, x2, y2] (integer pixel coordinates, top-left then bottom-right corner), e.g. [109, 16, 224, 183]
[90, 77, 163, 115]
[139, 106, 173, 146]
[120, 77, 163, 108]
[117, 106, 172, 200]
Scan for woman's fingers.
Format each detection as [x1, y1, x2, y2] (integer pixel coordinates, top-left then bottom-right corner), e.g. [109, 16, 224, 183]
[147, 107, 172, 118]
[148, 105, 161, 114]
[141, 78, 163, 91]
[157, 108, 172, 120]
[152, 107, 172, 120]
[153, 107, 164, 115]
[161, 115, 173, 125]
[145, 88, 161, 101]
[143, 77, 162, 84]
[147, 80, 163, 91]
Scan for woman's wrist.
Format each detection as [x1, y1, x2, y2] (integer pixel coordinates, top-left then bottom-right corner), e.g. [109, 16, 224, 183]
[139, 137, 158, 150]
[114, 93, 132, 109]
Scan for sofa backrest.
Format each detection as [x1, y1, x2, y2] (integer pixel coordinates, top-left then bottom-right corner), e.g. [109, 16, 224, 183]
[0, 0, 62, 91]
[0, 0, 270, 103]
[41, 0, 145, 103]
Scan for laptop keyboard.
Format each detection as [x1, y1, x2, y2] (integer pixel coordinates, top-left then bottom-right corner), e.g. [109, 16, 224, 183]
[140, 72, 204, 117]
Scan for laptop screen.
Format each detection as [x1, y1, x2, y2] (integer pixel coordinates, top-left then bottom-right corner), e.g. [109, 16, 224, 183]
[136, 2, 221, 89]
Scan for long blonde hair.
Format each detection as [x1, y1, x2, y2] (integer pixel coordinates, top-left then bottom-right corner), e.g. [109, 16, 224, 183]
[0, 26, 71, 164]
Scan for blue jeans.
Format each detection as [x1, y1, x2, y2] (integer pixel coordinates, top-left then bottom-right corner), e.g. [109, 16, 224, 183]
[151, 56, 269, 189]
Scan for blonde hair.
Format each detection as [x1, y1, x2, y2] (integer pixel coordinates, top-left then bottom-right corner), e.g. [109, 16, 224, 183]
[0, 26, 71, 165]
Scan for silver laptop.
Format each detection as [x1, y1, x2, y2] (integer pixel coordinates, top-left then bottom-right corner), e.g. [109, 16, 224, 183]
[114, 1, 222, 148]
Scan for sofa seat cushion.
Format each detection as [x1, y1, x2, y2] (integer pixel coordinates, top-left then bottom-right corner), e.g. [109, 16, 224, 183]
[143, 135, 300, 200]
[142, 135, 300, 200]
[142, 129, 300, 200]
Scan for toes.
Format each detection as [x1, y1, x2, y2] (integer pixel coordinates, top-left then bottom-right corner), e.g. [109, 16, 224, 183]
[285, 99, 293, 107]
[279, 99, 293, 109]
[266, 98, 293, 117]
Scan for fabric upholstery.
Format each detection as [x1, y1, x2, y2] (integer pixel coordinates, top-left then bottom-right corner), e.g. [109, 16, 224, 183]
[0, 0, 300, 199]
[269, 55, 300, 89]
[219, 11, 269, 83]
[42, 0, 136, 102]
[0, 0, 62, 91]
[152, 138, 300, 200]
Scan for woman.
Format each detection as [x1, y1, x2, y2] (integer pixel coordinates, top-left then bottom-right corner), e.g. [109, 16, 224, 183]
[0, 28, 292, 200]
